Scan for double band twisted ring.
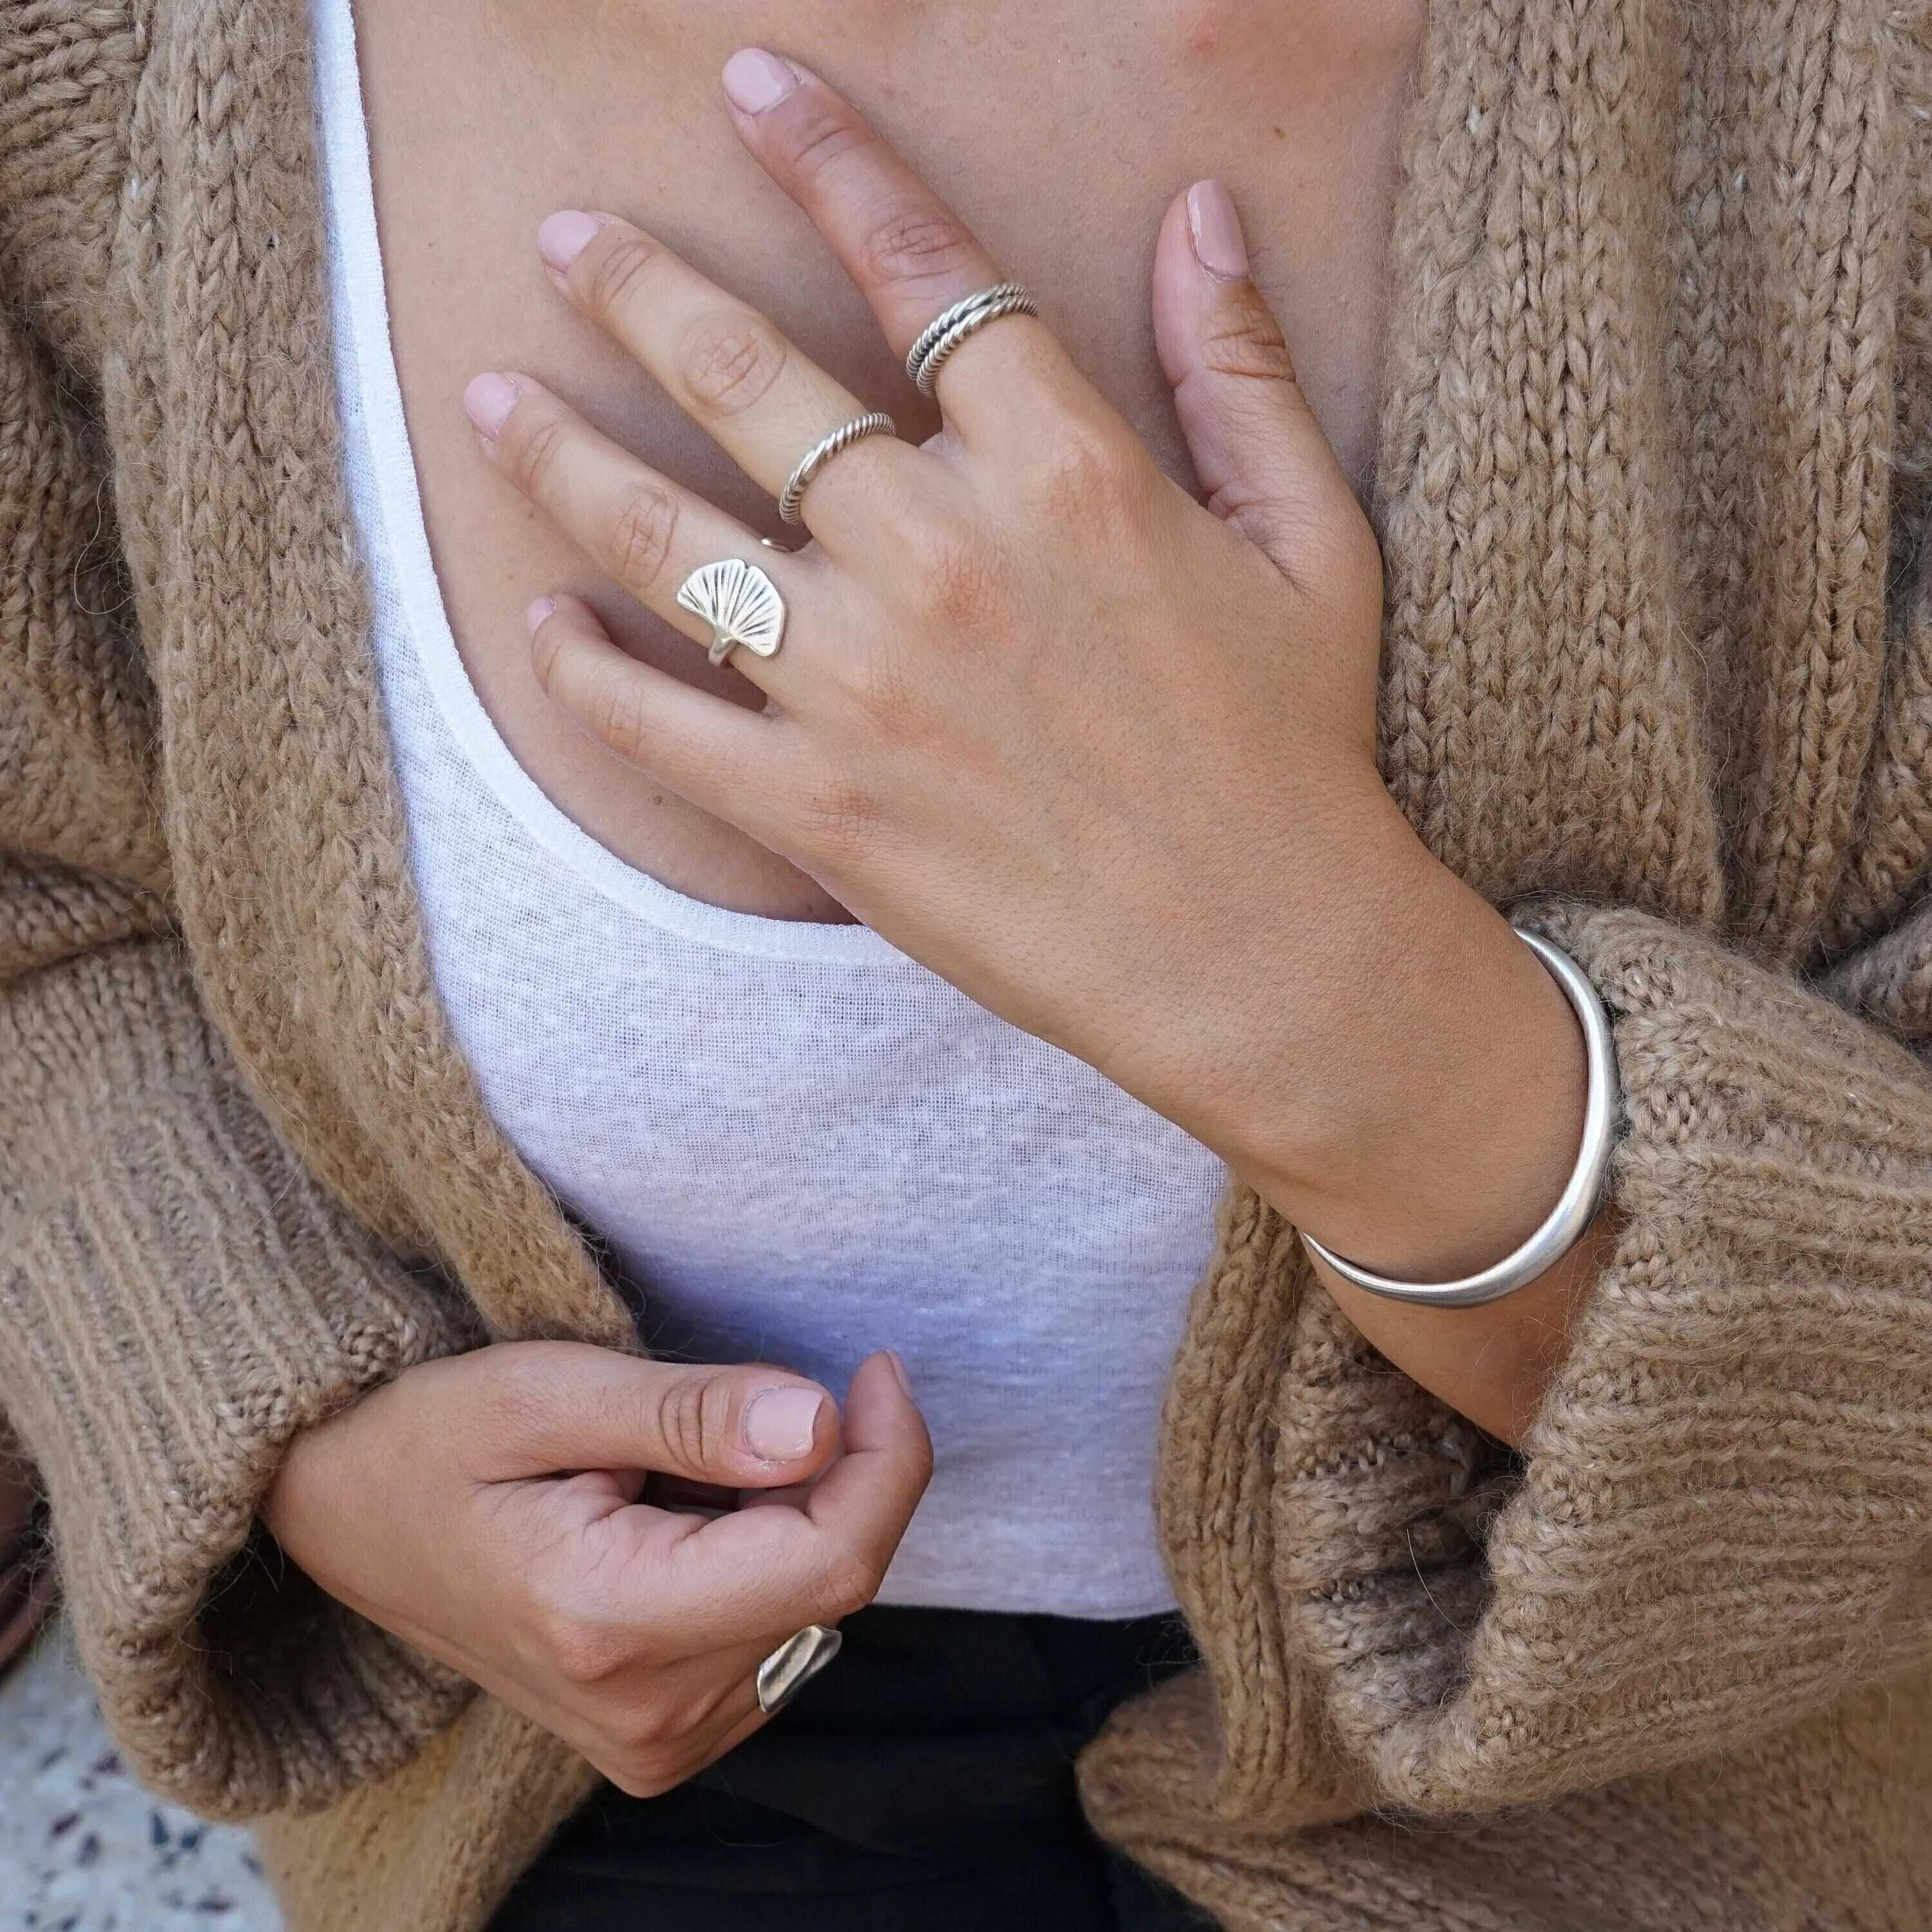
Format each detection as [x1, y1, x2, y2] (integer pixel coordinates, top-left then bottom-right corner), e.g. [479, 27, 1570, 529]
[779, 411, 898, 525]
[755, 1622, 843, 1715]
[905, 282, 1039, 397]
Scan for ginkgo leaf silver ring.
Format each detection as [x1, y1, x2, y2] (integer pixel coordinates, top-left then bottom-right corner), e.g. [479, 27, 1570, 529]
[676, 557, 788, 668]
[778, 411, 898, 526]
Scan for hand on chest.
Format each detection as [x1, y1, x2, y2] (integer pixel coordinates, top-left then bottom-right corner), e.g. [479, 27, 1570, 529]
[348, 0, 1421, 916]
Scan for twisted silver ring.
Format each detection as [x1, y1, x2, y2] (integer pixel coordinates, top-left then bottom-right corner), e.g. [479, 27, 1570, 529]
[756, 1623, 843, 1715]
[779, 411, 898, 525]
[905, 283, 1040, 397]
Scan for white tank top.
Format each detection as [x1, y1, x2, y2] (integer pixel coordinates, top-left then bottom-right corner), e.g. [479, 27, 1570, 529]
[312, 0, 1226, 1618]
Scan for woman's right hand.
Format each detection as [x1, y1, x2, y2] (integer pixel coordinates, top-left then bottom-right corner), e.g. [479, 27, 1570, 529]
[261, 1341, 930, 1794]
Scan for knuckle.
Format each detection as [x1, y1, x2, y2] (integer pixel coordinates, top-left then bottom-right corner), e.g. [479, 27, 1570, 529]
[792, 768, 879, 864]
[650, 1372, 734, 1476]
[861, 202, 981, 292]
[678, 309, 790, 418]
[539, 1603, 623, 1688]
[912, 524, 1006, 632]
[1198, 298, 1296, 386]
[602, 1686, 721, 1795]
[813, 1545, 887, 1622]
[506, 406, 572, 500]
[1029, 414, 1138, 509]
[609, 1702, 676, 1757]
[579, 229, 665, 323]
[850, 648, 923, 735]
[782, 99, 875, 189]
[549, 1631, 608, 1689]
[605, 479, 680, 592]
[582, 663, 656, 764]
[1243, 499, 1383, 620]
[480, 1345, 562, 1439]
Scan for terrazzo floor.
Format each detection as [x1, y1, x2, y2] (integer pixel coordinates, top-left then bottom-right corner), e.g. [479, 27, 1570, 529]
[0, 1625, 282, 1931]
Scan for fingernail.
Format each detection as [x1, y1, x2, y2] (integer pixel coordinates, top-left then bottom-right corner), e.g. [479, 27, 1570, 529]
[525, 595, 556, 635]
[1187, 180, 1249, 281]
[538, 209, 609, 274]
[463, 372, 520, 440]
[744, 1387, 824, 1462]
[723, 48, 801, 115]
[884, 1350, 914, 1400]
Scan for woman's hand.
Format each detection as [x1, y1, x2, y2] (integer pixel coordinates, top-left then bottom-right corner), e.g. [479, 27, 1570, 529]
[460, 54, 1427, 1201]
[464, 53, 1596, 1442]
[262, 1343, 929, 1794]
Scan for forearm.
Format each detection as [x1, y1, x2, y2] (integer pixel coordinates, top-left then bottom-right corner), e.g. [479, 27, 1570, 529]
[1136, 794, 1599, 1445]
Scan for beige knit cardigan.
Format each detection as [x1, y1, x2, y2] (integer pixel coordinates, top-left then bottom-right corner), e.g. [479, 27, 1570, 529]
[5, 0, 1932, 1924]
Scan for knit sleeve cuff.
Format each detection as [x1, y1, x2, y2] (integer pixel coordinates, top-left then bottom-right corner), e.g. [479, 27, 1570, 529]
[0, 940, 483, 1818]
[1274, 901, 1932, 1813]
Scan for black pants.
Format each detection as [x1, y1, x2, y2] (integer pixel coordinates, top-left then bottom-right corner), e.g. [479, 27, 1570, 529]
[491, 1605, 1211, 1932]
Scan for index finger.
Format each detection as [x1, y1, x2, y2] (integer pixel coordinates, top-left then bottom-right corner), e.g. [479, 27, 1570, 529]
[720, 52, 1063, 421]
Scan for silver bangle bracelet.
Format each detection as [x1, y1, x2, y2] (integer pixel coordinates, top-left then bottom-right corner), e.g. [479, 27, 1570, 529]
[1299, 928, 1619, 1308]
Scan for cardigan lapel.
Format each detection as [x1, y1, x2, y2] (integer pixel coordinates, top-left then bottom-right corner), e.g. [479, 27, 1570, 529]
[112, 0, 629, 1347]
[1373, 0, 1727, 935]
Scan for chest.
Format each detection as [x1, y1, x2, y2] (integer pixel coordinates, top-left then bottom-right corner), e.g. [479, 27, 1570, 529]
[350, 0, 1425, 916]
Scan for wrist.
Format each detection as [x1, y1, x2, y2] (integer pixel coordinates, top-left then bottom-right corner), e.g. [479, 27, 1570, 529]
[1207, 819, 1591, 1285]
[260, 1416, 335, 1571]
[260, 1382, 389, 1599]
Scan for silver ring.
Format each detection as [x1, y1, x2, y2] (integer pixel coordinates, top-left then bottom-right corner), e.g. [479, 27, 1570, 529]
[756, 1624, 843, 1715]
[675, 558, 787, 669]
[905, 283, 1040, 397]
[779, 411, 897, 525]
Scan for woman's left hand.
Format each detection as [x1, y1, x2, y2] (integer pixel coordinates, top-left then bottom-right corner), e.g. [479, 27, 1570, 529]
[466, 50, 1598, 1442]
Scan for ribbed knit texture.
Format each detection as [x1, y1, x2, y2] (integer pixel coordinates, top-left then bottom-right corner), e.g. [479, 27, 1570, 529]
[5, 0, 1932, 1926]
[0, 941, 483, 1812]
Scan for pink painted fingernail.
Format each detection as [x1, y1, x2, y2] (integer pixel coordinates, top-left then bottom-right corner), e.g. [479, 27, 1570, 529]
[723, 48, 802, 115]
[1187, 181, 1249, 281]
[463, 372, 520, 440]
[538, 210, 609, 274]
[744, 1387, 825, 1462]
[525, 595, 557, 635]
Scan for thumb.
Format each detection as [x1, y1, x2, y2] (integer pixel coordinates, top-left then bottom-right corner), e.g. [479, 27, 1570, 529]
[1152, 181, 1356, 582]
[470, 1340, 841, 1490]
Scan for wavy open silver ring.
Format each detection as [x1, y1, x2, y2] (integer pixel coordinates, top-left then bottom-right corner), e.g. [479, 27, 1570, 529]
[905, 282, 1040, 397]
[676, 558, 788, 669]
[779, 411, 897, 525]
[756, 1623, 843, 1715]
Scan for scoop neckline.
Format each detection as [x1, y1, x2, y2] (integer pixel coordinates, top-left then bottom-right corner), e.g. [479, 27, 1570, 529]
[314, 0, 902, 967]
